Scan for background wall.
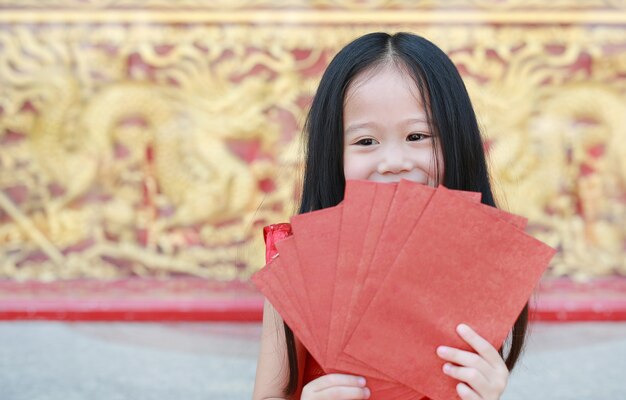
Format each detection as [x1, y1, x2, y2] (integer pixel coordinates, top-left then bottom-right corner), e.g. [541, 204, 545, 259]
[0, 1, 624, 289]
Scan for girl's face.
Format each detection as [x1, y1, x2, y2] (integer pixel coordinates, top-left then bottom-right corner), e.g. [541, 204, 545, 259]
[343, 65, 444, 186]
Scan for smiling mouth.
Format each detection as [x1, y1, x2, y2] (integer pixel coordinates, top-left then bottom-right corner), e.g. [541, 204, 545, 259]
[369, 173, 429, 184]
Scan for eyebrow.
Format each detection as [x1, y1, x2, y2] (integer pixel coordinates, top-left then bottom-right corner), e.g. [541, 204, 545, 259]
[345, 118, 429, 134]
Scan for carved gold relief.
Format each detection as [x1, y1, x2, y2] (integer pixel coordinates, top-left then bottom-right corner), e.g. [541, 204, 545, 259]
[0, 3, 624, 281]
[1, 0, 626, 10]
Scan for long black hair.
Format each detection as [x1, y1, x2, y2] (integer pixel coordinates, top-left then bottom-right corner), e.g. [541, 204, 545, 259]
[282, 31, 528, 396]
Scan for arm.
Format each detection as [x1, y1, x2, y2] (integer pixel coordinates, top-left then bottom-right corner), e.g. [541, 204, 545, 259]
[253, 298, 371, 400]
[254, 222, 368, 400]
[253, 298, 306, 400]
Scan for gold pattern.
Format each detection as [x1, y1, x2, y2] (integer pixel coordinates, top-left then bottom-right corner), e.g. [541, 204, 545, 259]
[0, 2, 625, 281]
[1, 0, 626, 10]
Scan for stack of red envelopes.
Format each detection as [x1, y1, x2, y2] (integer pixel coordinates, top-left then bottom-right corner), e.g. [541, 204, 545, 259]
[253, 180, 556, 400]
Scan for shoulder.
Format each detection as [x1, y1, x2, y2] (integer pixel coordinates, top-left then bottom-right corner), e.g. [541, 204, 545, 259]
[263, 223, 292, 263]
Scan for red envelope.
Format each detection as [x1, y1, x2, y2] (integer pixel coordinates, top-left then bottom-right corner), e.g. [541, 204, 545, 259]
[327, 180, 378, 369]
[257, 253, 420, 399]
[290, 205, 343, 365]
[347, 180, 485, 345]
[328, 181, 382, 372]
[446, 190, 528, 231]
[334, 183, 403, 376]
[252, 182, 552, 400]
[274, 237, 318, 353]
[328, 182, 425, 399]
[336, 181, 481, 380]
[343, 187, 556, 400]
[252, 258, 323, 365]
[341, 180, 435, 354]
[341, 183, 397, 349]
[346, 180, 525, 359]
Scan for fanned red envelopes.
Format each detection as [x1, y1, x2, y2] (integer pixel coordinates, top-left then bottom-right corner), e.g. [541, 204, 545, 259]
[252, 180, 555, 400]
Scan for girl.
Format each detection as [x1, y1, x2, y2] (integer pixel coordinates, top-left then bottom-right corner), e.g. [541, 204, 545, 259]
[253, 32, 523, 400]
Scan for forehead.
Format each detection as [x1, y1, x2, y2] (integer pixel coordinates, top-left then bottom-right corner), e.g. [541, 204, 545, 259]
[343, 64, 427, 122]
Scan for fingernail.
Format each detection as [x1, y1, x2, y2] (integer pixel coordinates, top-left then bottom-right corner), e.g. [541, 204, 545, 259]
[364, 387, 371, 398]
[358, 377, 366, 386]
[457, 323, 469, 333]
[437, 346, 449, 356]
[443, 363, 452, 373]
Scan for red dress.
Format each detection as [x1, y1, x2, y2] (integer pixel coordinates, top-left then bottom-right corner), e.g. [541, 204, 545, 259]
[263, 224, 325, 394]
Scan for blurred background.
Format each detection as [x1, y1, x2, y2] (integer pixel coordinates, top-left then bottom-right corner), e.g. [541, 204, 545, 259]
[0, 1, 625, 399]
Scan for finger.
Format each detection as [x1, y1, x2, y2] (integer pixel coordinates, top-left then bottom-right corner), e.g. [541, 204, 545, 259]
[436, 345, 490, 374]
[443, 363, 490, 395]
[306, 374, 366, 392]
[315, 385, 371, 399]
[456, 324, 503, 369]
[456, 382, 482, 400]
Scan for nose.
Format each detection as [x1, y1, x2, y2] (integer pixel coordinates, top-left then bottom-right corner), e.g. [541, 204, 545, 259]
[377, 146, 413, 175]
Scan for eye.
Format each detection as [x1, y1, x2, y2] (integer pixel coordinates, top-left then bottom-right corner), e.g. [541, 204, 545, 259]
[407, 133, 429, 142]
[354, 138, 379, 146]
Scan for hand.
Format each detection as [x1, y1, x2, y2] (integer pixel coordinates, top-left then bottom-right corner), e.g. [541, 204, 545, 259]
[301, 373, 370, 400]
[436, 324, 509, 400]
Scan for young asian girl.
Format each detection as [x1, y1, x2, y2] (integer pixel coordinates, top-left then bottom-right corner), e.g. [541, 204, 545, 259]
[253, 31, 524, 400]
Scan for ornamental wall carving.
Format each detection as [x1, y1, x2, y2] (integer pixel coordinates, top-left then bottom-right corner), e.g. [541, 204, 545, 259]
[0, 1, 624, 281]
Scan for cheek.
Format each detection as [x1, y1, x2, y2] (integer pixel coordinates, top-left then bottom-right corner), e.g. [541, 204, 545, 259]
[343, 159, 358, 180]
[343, 153, 370, 180]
